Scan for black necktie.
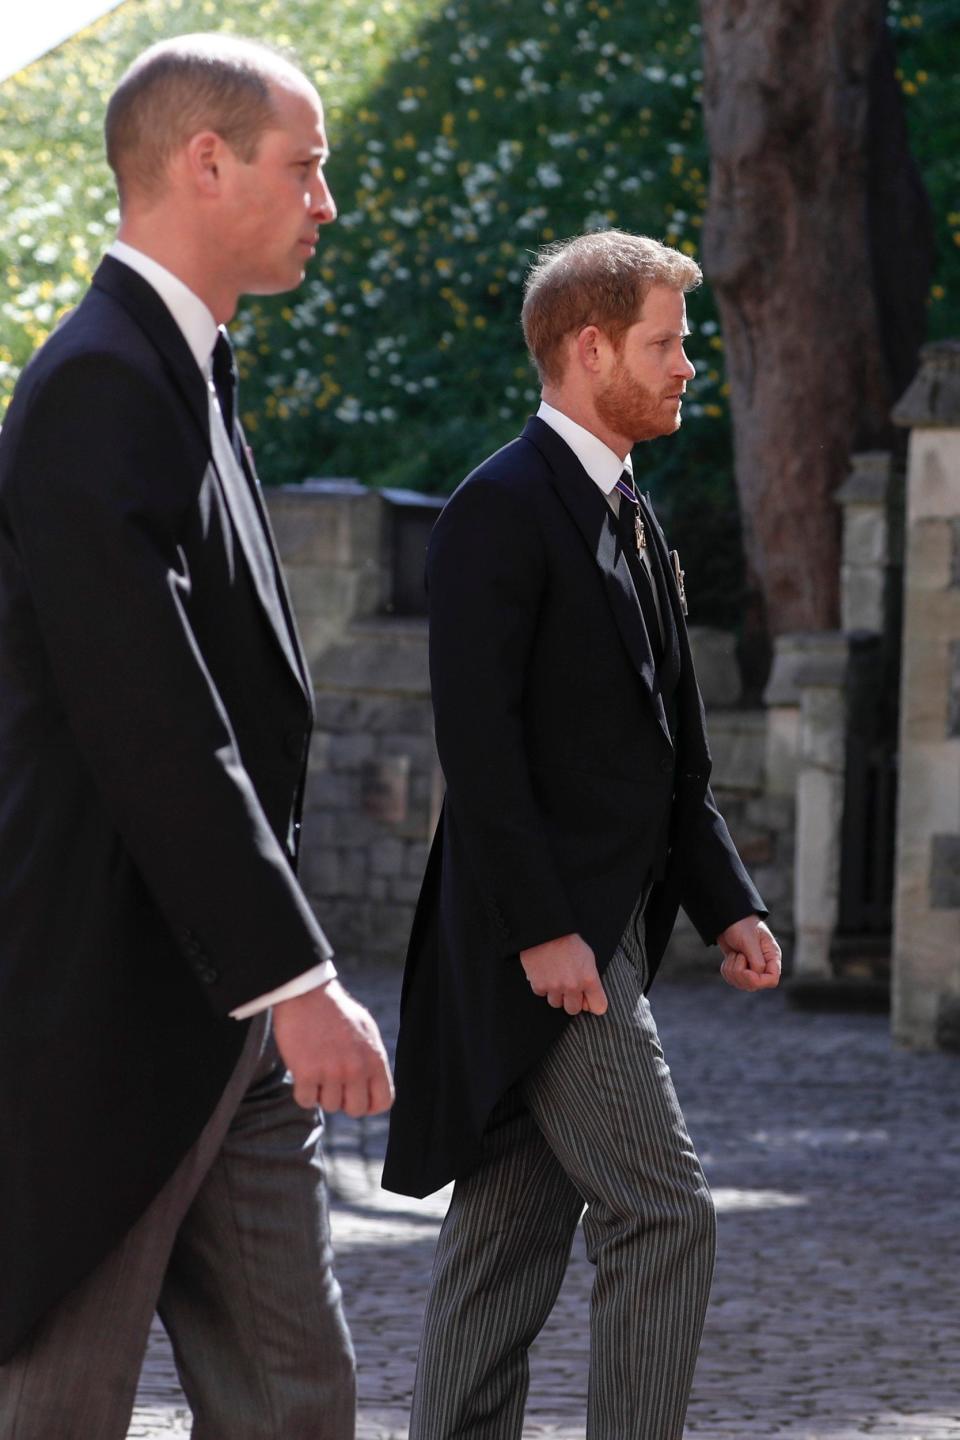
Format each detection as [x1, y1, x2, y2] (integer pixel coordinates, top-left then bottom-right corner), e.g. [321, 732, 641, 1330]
[615, 478, 664, 668]
[211, 330, 243, 463]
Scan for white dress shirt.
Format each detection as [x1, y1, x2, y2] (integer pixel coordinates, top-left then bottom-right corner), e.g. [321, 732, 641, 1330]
[106, 242, 336, 1018]
[536, 401, 665, 641]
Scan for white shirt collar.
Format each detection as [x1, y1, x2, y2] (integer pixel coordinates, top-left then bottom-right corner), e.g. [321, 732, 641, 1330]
[536, 399, 633, 496]
[107, 240, 219, 375]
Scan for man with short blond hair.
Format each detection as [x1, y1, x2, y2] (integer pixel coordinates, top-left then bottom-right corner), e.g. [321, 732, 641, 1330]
[384, 229, 781, 1439]
[0, 33, 392, 1438]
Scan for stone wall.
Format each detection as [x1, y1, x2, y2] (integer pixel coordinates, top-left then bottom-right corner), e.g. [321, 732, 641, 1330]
[267, 482, 436, 965]
[890, 342, 960, 1050]
[659, 641, 795, 970]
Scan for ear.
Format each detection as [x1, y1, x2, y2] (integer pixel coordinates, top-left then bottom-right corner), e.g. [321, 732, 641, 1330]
[574, 324, 612, 375]
[183, 130, 228, 196]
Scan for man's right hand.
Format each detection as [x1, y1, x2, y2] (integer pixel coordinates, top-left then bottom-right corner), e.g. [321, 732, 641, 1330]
[520, 933, 608, 1016]
[272, 979, 395, 1117]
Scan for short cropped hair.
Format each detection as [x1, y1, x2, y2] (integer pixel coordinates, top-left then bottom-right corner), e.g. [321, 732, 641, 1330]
[105, 34, 308, 205]
[521, 230, 702, 385]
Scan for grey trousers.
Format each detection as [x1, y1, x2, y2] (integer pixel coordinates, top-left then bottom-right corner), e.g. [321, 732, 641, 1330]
[409, 913, 716, 1440]
[0, 1014, 356, 1440]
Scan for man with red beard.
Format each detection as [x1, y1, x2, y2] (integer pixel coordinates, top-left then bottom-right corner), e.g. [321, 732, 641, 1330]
[382, 231, 782, 1440]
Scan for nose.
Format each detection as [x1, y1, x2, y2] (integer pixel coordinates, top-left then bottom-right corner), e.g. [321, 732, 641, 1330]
[677, 346, 695, 382]
[311, 173, 337, 226]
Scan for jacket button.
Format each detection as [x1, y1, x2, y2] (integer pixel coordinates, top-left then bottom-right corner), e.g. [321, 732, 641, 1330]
[196, 962, 219, 985]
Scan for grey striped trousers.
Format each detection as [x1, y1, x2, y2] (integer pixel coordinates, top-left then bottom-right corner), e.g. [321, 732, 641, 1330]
[409, 910, 716, 1440]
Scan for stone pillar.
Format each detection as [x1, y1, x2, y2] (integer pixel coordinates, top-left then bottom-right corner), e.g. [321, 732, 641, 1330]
[834, 451, 898, 635]
[792, 634, 850, 978]
[890, 341, 960, 1049]
[764, 633, 818, 800]
[266, 479, 386, 671]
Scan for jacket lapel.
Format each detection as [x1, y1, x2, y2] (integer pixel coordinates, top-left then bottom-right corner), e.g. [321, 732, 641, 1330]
[91, 259, 312, 712]
[640, 491, 712, 775]
[235, 423, 315, 716]
[206, 406, 313, 707]
[522, 416, 672, 747]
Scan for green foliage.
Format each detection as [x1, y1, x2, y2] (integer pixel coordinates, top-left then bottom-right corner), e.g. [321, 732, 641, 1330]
[1, 0, 957, 632]
[889, 0, 960, 338]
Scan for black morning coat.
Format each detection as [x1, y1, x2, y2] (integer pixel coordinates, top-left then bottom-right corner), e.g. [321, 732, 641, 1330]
[382, 416, 767, 1200]
[0, 258, 329, 1361]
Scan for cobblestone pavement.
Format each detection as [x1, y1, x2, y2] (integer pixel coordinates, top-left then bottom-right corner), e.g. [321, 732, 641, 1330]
[130, 959, 960, 1439]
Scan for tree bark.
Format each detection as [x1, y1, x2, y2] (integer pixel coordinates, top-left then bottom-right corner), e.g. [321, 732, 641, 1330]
[700, 0, 934, 639]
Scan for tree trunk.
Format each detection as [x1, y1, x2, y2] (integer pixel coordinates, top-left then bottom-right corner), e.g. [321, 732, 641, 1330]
[700, 0, 934, 640]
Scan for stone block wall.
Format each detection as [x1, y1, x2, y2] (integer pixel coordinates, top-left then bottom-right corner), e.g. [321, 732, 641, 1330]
[267, 485, 437, 964]
[655, 633, 795, 972]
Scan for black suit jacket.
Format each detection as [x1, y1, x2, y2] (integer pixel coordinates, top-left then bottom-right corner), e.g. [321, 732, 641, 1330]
[0, 257, 328, 1359]
[382, 416, 765, 1199]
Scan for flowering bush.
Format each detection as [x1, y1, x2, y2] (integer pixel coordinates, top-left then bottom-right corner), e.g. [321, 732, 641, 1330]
[1, 0, 955, 628]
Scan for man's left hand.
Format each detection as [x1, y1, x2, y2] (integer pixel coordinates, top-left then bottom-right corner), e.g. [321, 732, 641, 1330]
[717, 916, 781, 992]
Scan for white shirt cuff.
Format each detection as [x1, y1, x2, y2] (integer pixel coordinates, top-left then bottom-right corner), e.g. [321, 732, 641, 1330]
[229, 958, 337, 1020]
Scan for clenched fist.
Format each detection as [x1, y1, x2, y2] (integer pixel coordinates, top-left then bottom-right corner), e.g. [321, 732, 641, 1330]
[272, 978, 394, 1116]
[717, 916, 781, 992]
[520, 932, 608, 1016]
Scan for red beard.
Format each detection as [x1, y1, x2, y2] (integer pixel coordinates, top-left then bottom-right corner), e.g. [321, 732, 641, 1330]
[595, 361, 683, 443]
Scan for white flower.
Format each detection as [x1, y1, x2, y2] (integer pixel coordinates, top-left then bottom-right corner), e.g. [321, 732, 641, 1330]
[644, 65, 667, 82]
[336, 397, 361, 423]
[35, 242, 60, 264]
[535, 161, 562, 189]
[516, 205, 548, 232]
[398, 96, 419, 112]
[463, 161, 497, 196]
